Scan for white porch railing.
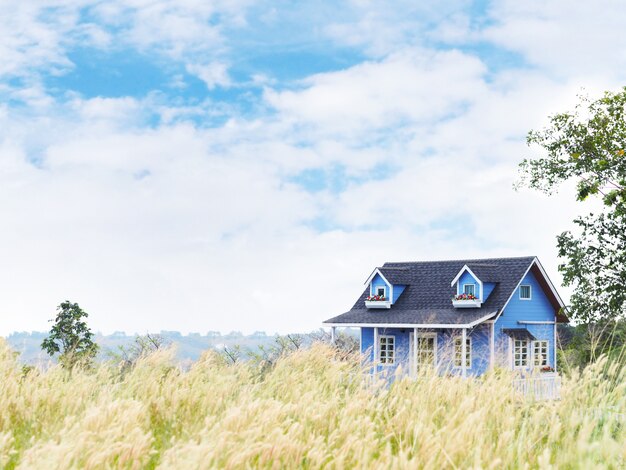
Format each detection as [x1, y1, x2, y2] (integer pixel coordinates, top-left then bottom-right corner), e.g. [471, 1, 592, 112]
[512, 373, 561, 400]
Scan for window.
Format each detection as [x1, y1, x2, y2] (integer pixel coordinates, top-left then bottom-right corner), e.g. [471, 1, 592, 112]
[520, 285, 532, 300]
[533, 340, 548, 366]
[513, 340, 529, 367]
[416, 334, 436, 368]
[376, 286, 386, 298]
[379, 335, 395, 364]
[463, 284, 475, 296]
[454, 337, 472, 368]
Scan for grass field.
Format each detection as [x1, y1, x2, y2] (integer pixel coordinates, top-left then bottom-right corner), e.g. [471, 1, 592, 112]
[0, 339, 624, 469]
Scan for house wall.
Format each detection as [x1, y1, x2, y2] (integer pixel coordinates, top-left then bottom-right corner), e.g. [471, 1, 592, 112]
[494, 269, 556, 369]
[457, 271, 481, 298]
[361, 327, 411, 375]
[438, 324, 492, 376]
[361, 324, 492, 376]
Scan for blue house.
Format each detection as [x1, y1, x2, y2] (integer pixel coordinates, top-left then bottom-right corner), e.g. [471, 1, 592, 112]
[324, 257, 568, 377]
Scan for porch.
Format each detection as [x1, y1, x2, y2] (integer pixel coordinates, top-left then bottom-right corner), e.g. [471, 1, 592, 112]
[354, 324, 494, 378]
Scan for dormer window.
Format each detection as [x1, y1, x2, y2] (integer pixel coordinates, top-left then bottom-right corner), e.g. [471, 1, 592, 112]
[463, 284, 475, 297]
[364, 267, 406, 309]
[451, 265, 483, 308]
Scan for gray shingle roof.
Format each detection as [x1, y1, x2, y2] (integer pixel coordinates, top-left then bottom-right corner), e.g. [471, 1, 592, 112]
[377, 267, 412, 285]
[324, 256, 537, 326]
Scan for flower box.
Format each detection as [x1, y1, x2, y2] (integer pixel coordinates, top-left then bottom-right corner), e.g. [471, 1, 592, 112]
[452, 299, 482, 308]
[365, 300, 391, 309]
[452, 293, 481, 308]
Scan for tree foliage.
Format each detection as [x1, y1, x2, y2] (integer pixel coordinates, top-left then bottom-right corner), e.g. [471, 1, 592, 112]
[111, 333, 170, 371]
[558, 319, 626, 369]
[519, 89, 626, 322]
[41, 301, 99, 368]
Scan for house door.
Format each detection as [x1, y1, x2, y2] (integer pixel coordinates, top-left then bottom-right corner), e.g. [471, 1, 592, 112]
[410, 332, 437, 374]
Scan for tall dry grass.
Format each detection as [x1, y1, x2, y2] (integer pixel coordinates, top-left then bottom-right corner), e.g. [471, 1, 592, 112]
[0, 338, 624, 469]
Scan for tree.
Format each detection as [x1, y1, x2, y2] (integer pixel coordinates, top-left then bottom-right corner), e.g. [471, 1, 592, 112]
[112, 333, 169, 369]
[518, 89, 626, 322]
[41, 301, 99, 368]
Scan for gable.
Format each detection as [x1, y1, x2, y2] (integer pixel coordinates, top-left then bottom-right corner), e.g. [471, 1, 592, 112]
[501, 269, 556, 322]
[457, 270, 481, 299]
[497, 260, 568, 323]
[529, 264, 567, 322]
[370, 273, 390, 297]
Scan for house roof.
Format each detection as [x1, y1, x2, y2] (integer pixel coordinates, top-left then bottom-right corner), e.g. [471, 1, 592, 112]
[324, 256, 568, 327]
[465, 263, 500, 282]
[377, 267, 412, 285]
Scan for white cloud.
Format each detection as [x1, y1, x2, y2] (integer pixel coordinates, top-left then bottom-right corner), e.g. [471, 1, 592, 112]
[0, 0, 253, 90]
[323, 0, 468, 56]
[0, 2, 82, 78]
[481, 0, 626, 81]
[89, 0, 251, 58]
[265, 49, 488, 140]
[186, 62, 231, 89]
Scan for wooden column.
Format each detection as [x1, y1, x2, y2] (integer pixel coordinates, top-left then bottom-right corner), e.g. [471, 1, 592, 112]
[490, 322, 495, 370]
[330, 326, 336, 344]
[413, 327, 418, 378]
[373, 327, 379, 376]
[461, 327, 467, 378]
[553, 322, 558, 372]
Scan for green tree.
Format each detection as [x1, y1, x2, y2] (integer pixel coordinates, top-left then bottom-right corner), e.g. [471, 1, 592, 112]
[518, 89, 626, 322]
[41, 301, 99, 368]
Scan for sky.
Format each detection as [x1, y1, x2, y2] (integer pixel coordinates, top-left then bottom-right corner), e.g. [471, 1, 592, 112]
[1, 0, 625, 335]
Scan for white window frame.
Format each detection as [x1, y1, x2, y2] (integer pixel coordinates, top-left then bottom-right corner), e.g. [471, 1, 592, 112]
[373, 285, 387, 298]
[453, 336, 472, 369]
[519, 285, 532, 300]
[463, 284, 476, 296]
[378, 335, 395, 365]
[415, 332, 437, 368]
[533, 340, 548, 366]
[513, 339, 529, 368]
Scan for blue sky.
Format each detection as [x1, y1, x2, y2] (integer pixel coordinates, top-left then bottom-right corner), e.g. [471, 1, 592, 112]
[1, 0, 625, 335]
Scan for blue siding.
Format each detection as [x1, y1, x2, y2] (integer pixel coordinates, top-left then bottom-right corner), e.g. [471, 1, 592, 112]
[370, 273, 390, 298]
[436, 325, 490, 376]
[361, 325, 492, 376]
[392, 285, 406, 303]
[494, 269, 557, 369]
[483, 282, 496, 301]
[457, 271, 481, 298]
[361, 327, 374, 360]
[361, 327, 411, 375]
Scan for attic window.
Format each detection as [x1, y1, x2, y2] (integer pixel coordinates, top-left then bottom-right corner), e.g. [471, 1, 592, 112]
[463, 284, 475, 296]
[520, 285, 532, 300]
[375, 286, 386, 298]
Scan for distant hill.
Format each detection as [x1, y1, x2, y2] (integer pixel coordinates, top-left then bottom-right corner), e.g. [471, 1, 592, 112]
[5, 329, 358, 365]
